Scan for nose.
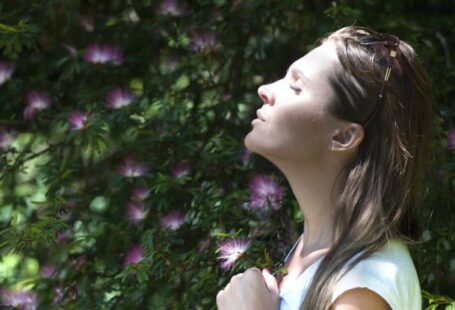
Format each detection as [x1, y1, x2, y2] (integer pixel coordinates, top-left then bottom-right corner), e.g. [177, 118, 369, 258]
[258, 84, 275, 105]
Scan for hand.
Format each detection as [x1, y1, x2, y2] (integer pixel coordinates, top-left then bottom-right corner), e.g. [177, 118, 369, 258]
[216, 267, 280, 310]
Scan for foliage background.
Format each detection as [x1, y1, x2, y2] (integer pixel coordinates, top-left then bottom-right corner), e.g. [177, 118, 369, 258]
[0, 0, 454, 309]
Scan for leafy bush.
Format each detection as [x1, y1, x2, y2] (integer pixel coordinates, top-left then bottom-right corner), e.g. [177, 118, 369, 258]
[0, 1, 453, 309]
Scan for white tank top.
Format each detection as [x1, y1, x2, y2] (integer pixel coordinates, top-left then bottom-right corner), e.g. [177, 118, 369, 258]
[279, 237, 421, 310]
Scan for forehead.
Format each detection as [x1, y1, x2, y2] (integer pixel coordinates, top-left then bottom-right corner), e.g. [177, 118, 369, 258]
[288, 41, 339, 80]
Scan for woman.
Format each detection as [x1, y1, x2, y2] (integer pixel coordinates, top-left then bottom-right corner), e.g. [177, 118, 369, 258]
[216, 26, 434, 310]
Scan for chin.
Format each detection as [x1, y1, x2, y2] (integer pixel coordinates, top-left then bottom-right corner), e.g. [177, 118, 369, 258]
[244, 133, 272, 159]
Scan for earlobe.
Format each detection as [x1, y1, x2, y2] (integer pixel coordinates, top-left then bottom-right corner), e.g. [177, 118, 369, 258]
[330, 124, 364, 152]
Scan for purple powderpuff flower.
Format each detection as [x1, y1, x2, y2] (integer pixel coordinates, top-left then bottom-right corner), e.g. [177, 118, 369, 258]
[160, 211, 185, 230]
[0, 289, 38, 310]
[67, 111, 88, 131]
[0, 61, 14, 85]
[190, 31, 218, 52]
[106, 87, 135, 109]
[57, 231, 72, 244]
[0, 129, 17, 151]
[84, 44, 123, 65]
[71, 256, 86, 271]
[123, 245, 144, 266]
[161, 54, 180, 71]
[131, 187, 150, 201]
[126, 201, 148, 224]
[240, 148, 252, 166]
[62, 44, 78, 57]
[448, 128, 455, 151]
[247, 174, 284, 211]
[171, 162, 191, 178]
[41, 264, 57, 279]
[65, 200, 78, 209]
[24, 91, 52, 120]
[53, 287, 64, 305]
[118, 157, 148, 177]
[217, 238, 251, 270]
[78, 15, 95, 32]
[156, 0, 187, 16]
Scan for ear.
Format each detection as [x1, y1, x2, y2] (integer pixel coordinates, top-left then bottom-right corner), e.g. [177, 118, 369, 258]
[329, 123, 364, 152]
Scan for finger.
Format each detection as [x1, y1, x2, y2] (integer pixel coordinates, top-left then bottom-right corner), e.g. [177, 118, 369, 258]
[216, 290, 224, 306]
[262, 268, 279, 295]
[244, 267, 261, 276]
[230, 273, 243, 284]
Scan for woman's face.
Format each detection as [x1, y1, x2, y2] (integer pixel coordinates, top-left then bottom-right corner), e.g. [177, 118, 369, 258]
[244, 41, 344, 163]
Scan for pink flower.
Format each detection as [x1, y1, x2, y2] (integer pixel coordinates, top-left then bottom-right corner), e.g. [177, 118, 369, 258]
[246, 174, 284, 211]
[24, 91, 51, 120]
[118, 158, 148, 177]
[106, 87, 134, 109]
[53, 287, 64, 305]
[131, 187, 150, 200]
[160, 211, 185, 230]
[190, 31, 218, 52]
[217, 238, 251, 270]
[123, 245, 144, 266]
[448, 128, 455, 151]
[126, 201, 148, 224]
[156, 0, 187, 16]
[65, 200, 78, 209]
[161, 54, 180, 71]
[78, 15, 94, 32]
[0, 61, 14, 85]
[0, 129, 17, 151]
[57, 231, 72, 244]
[41, 264, 57, 279]
[71, 256, 86, 271]
[84, 44, 123, 65]
[0, 289, 38, 310]
[62, 44, 78, 57]
[171, 163, 191, 178]
[240, 148, 252, 166]
[68, 111, 88, 131]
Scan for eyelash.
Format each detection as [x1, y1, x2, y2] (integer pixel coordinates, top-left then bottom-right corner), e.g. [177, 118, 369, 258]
[289, 84, 302, 94]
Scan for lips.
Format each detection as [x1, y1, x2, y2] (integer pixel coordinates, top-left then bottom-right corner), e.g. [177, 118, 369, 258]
[256, 110, 266, 121]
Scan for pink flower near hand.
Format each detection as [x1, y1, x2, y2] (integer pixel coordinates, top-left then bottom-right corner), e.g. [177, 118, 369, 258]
[123, 245, 144, 266]
[84, 44, 123, 65]
[106, 87, 134, 109]
[217, 238, 251, 270]
[68, 111, 88, 131]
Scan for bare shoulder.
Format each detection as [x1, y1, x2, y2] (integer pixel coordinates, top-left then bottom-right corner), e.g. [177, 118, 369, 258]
[330, 288, 391, 310]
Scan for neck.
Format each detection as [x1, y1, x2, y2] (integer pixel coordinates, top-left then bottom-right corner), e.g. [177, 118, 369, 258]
[273, 157, 345, 254]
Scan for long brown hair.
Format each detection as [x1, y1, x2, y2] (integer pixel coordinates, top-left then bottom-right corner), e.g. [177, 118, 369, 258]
[300, 26, 435, 309]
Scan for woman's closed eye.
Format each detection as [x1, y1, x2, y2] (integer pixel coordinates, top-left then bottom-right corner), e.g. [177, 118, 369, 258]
[289, 83, 302, 94]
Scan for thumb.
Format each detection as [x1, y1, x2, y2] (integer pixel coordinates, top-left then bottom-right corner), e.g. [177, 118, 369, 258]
[262, 268, 279, 295]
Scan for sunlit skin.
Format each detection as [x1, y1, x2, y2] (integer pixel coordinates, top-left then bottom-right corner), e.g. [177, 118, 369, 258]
[217, 41, 390, 309]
